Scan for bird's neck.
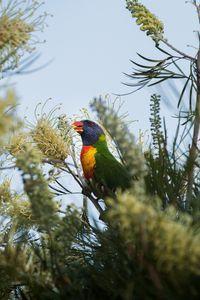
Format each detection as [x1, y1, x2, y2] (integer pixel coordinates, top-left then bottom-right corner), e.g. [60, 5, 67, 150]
[82, 134, 108, 148]
[92, 134, 108, 150]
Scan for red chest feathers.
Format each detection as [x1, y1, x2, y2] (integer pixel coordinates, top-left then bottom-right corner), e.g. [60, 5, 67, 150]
[80, 146, 97, 180]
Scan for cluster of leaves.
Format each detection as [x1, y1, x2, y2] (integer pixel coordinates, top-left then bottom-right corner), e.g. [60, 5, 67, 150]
[145, 94, 189, 211]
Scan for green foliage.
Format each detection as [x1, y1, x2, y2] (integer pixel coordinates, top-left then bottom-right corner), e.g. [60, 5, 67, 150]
[145, 94, 186, 210]
[15, 143, 58, 229]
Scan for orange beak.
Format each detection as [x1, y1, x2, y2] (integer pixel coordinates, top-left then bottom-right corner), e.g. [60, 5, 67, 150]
[72, 121, 84, 133]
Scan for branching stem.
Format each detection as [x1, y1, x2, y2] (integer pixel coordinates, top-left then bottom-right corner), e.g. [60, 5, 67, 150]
[43, 158, 104, 217]
[160, 38, 195, 61]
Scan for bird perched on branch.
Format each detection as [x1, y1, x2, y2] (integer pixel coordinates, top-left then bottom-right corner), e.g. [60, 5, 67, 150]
[72, 120, 131, 194]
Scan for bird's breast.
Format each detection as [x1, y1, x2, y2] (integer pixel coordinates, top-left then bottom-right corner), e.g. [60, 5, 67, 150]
[80, 146, 97, 180]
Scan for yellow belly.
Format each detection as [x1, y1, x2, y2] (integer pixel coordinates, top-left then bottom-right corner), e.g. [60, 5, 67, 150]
[81, 146, 97, 179]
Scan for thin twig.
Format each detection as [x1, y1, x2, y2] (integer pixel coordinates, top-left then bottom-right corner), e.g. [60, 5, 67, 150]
[0, 165, 16, 170]
[82, 187, 104, 215]
[192, 0, 200, 24]
[55, 178, 72, 193]
[160, 39, 195, 61]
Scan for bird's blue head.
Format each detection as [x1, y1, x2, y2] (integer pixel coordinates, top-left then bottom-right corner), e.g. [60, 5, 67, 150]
[72, 120, 105, 146]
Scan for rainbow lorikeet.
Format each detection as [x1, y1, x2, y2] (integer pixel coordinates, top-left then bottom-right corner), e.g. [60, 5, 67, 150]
[73, 120, 131, 193]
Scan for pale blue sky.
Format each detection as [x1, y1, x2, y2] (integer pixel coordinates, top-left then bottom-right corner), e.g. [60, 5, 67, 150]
[12, 0, 198, 135]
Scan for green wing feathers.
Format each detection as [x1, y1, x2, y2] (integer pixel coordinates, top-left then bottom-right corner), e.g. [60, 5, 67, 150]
[94, 149, 131, 191]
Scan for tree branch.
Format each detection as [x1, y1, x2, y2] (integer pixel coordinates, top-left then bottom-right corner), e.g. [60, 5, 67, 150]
[0, 165, 16, 170]
[43, 158, 105, 217]
[186, 49, 200, 209]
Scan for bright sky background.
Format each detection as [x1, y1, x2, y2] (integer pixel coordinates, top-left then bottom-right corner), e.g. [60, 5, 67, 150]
[12, 0, 198, 135]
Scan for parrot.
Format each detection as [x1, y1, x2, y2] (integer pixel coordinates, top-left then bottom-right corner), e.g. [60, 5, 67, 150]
[72, 120, 131, 194]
